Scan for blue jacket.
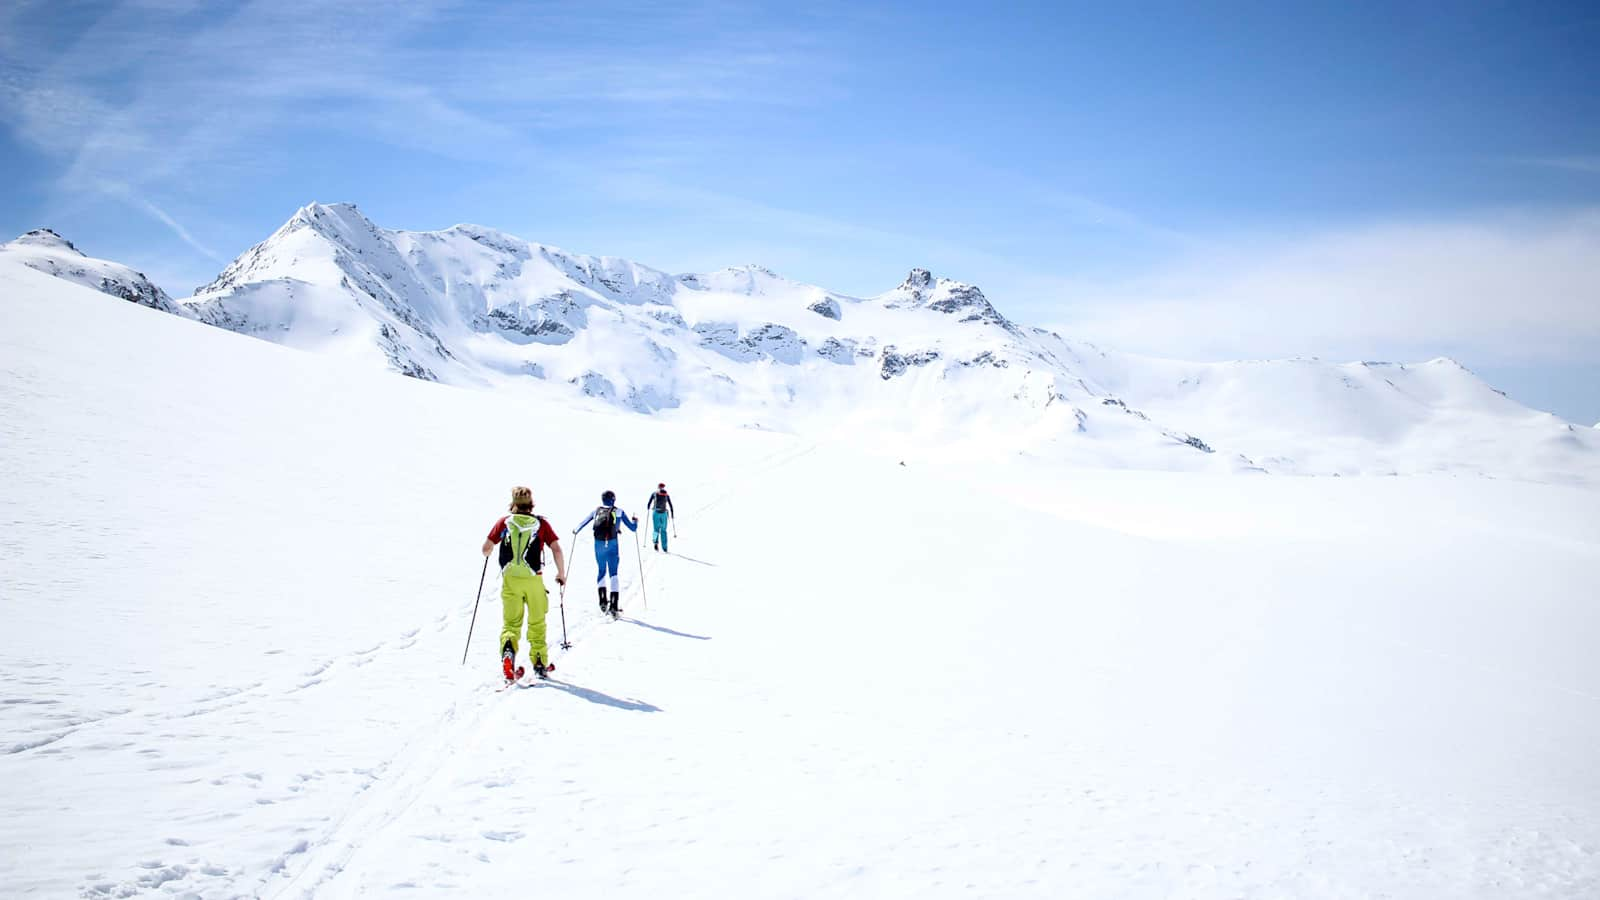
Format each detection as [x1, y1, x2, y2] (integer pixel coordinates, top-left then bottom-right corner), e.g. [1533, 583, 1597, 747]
[573, 504, 637, 538]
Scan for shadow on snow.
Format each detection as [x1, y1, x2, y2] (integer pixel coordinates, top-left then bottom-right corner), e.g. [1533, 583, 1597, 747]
[540, 678, 661, 713]
[623, 617, 712, 641]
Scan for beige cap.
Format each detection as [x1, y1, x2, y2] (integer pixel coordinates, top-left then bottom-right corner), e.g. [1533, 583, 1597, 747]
[509, 485, 534, 512]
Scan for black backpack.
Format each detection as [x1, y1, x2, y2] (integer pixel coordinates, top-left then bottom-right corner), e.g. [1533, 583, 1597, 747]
[593, 506, 617, 540]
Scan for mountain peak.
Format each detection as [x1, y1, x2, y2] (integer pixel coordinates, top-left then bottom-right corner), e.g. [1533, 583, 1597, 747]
[8, 228, 84, 256]
[196, 202, 389, 298]
[280, 202, 381, 245]
[295, 201, 365, 220]
[881, 267, 1010, 328]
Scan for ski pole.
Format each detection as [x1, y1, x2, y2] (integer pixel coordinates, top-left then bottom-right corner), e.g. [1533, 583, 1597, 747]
[633, 528, 649, 610]
[461, 555, 489, 665]
[557, 580, 571, 649]
[672, 516, 677, 539]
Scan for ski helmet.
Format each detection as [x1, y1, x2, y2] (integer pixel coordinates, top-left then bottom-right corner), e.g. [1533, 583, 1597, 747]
[601, 489, 616, 505]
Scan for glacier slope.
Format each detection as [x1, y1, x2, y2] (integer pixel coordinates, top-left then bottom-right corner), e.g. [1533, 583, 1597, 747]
[3, 251, 1600, 898]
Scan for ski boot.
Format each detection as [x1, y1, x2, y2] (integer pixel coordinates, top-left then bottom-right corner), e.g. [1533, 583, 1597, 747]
[598, 585, 608, 613]
[609, 590, 621, 619]
[502, 643, 523, 683]
[532, 654, 548, 680]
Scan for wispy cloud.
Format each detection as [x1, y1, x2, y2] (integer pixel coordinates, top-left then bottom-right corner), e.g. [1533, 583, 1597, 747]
[0, 0, 842, 213]
[117, 190, 224, 262]
[1045, 210, 1600, 367]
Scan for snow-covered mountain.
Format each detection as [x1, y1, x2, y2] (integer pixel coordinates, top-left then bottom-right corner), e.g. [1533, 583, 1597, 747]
[0, 228, 186, 315]
[4, 203, 1596, 483]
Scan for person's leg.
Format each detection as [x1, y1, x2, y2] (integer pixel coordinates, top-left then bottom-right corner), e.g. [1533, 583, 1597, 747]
[525, 576, 550, 668]
[594, 538, 609, 610]
[499, 577, 523, 657]
[603, 540, 619, 580]
[603, 541, 622, 613]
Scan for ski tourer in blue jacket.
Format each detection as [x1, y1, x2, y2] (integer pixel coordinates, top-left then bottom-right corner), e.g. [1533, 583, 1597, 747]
[572, 490, 637, 617]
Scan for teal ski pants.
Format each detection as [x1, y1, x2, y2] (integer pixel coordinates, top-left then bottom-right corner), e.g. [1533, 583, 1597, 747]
[652, 510, 669, 551]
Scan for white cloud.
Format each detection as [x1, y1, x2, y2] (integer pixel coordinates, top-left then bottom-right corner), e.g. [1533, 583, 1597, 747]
[1045, 211, 1600, 366]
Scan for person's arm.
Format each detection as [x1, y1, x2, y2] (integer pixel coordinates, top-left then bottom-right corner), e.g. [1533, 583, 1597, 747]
[539, 518, 568, 584]
[482, 518, 504, 557]
[572, 509, 596, 536]
[667, 495, 675, 517]
[621, 508, 638, 531]
[549, 539, 567, 585]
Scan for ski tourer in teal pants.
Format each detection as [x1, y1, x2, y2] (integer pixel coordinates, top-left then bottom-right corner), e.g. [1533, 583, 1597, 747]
[645, 483, 673, 552]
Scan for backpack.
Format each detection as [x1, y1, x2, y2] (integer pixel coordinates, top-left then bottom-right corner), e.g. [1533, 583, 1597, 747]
[500, 514, 543, 576]
[593, 506, 617, 541]
[653, 491, 669, 512]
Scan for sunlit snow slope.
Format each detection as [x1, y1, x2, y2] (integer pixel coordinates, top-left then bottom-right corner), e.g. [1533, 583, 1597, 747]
[4, 237, 1600, 898]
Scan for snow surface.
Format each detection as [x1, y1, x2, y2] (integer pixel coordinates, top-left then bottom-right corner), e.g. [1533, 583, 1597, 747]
[4, 247, 1600, 897]
[10, 204, 1591, 484]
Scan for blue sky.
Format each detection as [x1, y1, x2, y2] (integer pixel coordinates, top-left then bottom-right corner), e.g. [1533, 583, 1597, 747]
[3, 0, 1597, 422]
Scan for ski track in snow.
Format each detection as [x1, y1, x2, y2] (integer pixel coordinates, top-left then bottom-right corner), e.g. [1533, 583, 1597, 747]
[62, 419, 806, 898]
[274, 521, 693, 898]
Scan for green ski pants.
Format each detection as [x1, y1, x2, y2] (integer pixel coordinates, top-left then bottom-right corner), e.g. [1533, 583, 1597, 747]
[500, 572, 549, 665]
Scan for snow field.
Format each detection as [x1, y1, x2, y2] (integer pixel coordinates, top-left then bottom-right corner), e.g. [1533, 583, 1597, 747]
[3, 263, 1599, 897]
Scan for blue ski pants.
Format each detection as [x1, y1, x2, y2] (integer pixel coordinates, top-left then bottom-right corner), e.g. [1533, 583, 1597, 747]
[594, 539, 620, 591]
[652, 510, 669, 552]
